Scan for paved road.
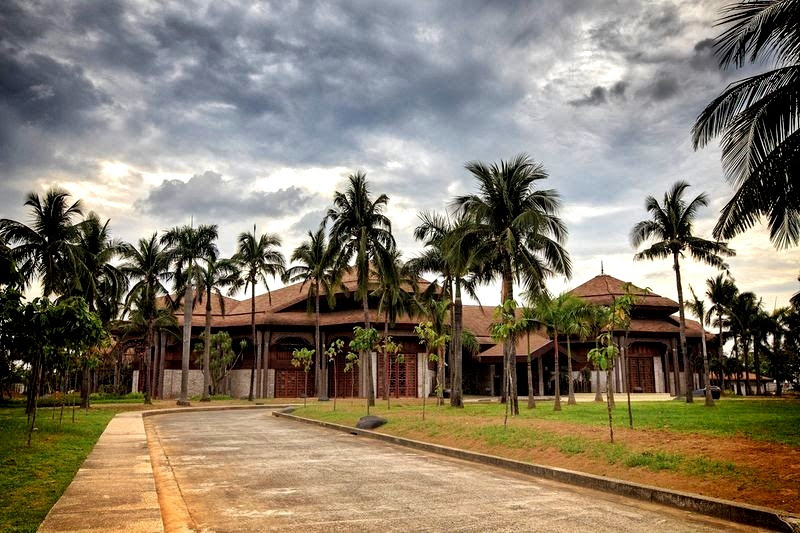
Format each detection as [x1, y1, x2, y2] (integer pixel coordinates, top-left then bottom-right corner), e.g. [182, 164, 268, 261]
[149, 410, 762, 532]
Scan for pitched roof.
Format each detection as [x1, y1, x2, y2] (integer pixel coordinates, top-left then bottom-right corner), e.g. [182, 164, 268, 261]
[568, 274, 679, 311]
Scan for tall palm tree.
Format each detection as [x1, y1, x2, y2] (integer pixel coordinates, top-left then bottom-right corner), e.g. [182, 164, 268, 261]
[532, 293, 581, 411]
[585, 303, 612, 402]
[706, 273, 738, 392]
[0, 187, 83, 296]
[686, 287, 714, 406]
[728, 291, 761, 395]
[692, 0, 800, 248]
[0, 236, 22, 289]
[161, 224, 219, 405]
[284, 224, 340, 400]
[454, 154, 572, 415]
[196, 258, 238, 401]
[232, 227, 285, 401]
[327, 172, 395, 406]
[411, 210, 484, 408]
[121, 234, 173, 404]
[631, 181, 735, 403]
[74, 213, 127, 408]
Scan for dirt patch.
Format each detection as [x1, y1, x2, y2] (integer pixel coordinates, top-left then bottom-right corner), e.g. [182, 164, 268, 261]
[380, 414, 800, 514]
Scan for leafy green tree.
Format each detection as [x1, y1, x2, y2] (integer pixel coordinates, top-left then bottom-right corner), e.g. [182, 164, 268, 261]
[563, 298, 590, 406]
[0, 236, 22, 289]
[631, 181, 734, 403]
[344, 351, 360, 400]
[325, 339, 346, 410]
[162, 224, 219, 405]
[0, 187, 83, 297]
[415, 321, 448, 421]
[193, 332, 244, 395]
[231, 226, 284, 401]
[349, 326, 379, 414]
[588, 332, 620, 443]
[584, 304, 612, 402]
[454, 154, 572, 415]
[327, 172, 395, 407]
[285, 224, 340, 400]
[196, 258, 238, 401]
[728, 291, 761, 395]
[609, 289, 637, 427]
[291, 347, 314, 406]
[692, 0, 800, 248]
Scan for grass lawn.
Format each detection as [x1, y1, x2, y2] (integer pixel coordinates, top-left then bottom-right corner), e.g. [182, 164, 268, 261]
[0, 396, 292, 533]
[293, 397, 800, 512]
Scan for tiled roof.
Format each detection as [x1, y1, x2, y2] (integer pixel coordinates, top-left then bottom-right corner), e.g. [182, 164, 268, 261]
[569, 274, 679, 311]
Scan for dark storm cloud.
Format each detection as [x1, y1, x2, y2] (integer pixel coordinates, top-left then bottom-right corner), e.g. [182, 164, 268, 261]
[641, 75, 681, 101]
[569, 81, 627, 107]
[137, 171, 316, 222]
[690, 38, 719, 71]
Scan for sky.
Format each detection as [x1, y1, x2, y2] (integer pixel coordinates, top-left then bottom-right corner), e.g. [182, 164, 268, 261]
[1, 0, 798, 313]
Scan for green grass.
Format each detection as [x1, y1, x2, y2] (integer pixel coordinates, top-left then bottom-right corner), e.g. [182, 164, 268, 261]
[0, 405, 121, 533]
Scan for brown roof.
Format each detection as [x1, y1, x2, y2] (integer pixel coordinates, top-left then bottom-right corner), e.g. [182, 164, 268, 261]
[569, 274, 679, 311]
[629, 316, 712, 339]
[476, 333, 552, 360]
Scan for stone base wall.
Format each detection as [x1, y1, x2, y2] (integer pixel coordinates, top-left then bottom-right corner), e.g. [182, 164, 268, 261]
[132, 369, 271, 399]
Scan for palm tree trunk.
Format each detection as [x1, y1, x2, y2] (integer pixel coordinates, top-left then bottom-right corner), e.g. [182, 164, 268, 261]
[566, 335, 576, 405]
[383, 314, 389, 402]
[701, 328, 713, 406]
[178, 280, 193, 406]
[501, 263, 518, 415]
[526, 331, 535, 409]
[144, 322, 153, 405]
[315, 283, 324, 400]
[673, 252, 693, 403]
[202, 291, 212, 401]
[362, 278, 375, 407]
[743, 336, 751, 396]
[437, 344, 445, 406]
[80, 358, 90, 410]
[248, 283, 256, 401]
[538, 350, 544, 397]
[718, 314, 725, 395]
[753, 334, 762, 395]
[553, 332, 561, 411]
[451, 281, 464, 408]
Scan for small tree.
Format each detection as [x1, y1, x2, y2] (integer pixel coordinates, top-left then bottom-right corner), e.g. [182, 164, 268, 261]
[291, 347, 314, 406]
[349, 326, 378, 414]
[193, 332, 243, 396]
[415, 321, 449, 421]
[325, 339, 346, 410]
[588, 332, 620, 442]
[344, 352, 360, 401]
[381, 336, 401, 409]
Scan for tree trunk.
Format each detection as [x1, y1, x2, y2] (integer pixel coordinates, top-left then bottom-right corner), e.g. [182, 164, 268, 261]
[673, 252, 693, 403]
[202, 290, 212, 401]
[594, 337, 603, 402]
[701, 327, 713, 406]
[362, 276, 375, 407]
[623, 335, 632, 428]
[451, 281, 464, 408]
[437, 344, 445, 406]
[526, 332, 535, 408]
[538, 349, 544, 397]
[566, 335, 576, 405]
[553, 332, 561, 411]
[718, 315, 725, 395]
[178, 280, 193, 406]
[315, 282, 326, 400]
[608, 359, 616, 408]
[753, 334, 762, 396]
[742, 336, 751, 396]
[80, 358, 90, 409]
[248, 283, 257, 401]
[383, 314, 389, 403]
[501, 263, 518, 415]
[158, 332, 166, 398]
[671, 339, 680, 396]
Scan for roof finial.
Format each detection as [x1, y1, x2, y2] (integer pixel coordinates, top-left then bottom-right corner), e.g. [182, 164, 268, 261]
[601, 260, 604, 276]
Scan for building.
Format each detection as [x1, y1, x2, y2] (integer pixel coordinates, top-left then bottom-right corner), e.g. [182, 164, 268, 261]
[132, 273, 712, 398]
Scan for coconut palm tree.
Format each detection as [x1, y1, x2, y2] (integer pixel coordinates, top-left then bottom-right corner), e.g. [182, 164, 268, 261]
[410, 210, 484, 407]
[563, 298, 589, 406]
[232, 227, 285, 401]
[686, 287, 714, 406]
[121, 234, 173, 404]
[692, 0, 800, 248]
[196, 258, 238, 401]
[284, 224, 340, 400]
[0, 236, 22, 289]
[728, 291, 761, 395]
[161, 224, 219, 405]
[706, 273, 738, 392]
[532, 293, 581, 411]
[454, 154, 572, 415]
[327, 172, 395, 406]
[631, 181, 735, 403]
[584, 303, 612, 402]
[0, 187, 83, 296]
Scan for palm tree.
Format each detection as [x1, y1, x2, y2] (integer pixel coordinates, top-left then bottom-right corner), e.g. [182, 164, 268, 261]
[563, 298, 589, 406]
[0, 187, 83, 296]
[454, 154, 572, 415]
[327, 172, 395, 406]
[532, 293, 581, 411]
[706, 273, 738, 392]
[74, 212, 127, 408]
[161, 224, 219, 405]
[728, 291, 761, 395]
[631, 181, 735, 403]
[0, 236, 22, 289]
[232, 227, 285, 401]
[196, 258, 238, 401]
[284, 224, 340, 400]
[585, 304, 612, 402]
[686, 287, 714, 406]
[411, 210, 484, 408]
[121, 234, 173, 404]
[692, 0, 800, 248]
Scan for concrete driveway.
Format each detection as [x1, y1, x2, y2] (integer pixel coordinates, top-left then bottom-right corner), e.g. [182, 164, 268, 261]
[148, 410, 760, 532]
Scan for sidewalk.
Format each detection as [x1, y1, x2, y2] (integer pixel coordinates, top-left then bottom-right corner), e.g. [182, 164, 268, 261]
[38, 412, 162, 533]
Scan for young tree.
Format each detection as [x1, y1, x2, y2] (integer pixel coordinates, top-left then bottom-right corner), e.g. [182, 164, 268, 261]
[415, 321, 448, 421]
[161, 224, 219, 405]
[232, 227, 285, 401]
[325, 339, 346, 410]
[193, 332, 241, 395]
[584, 304, 612, 402]
[489, 299, 525, 426]
[631, 181, 734, 403]
[706, 273, 738, 392]
[588, 332, 620, 443]
[291, 348, 314, 407]
[686, 287, 715, 406]
[454, 154, 572, 415]
[327, 172, 395, 407]
[349, 325, 378, 414]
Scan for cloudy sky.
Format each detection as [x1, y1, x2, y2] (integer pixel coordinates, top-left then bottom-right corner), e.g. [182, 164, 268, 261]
[1, 0, 797, 310]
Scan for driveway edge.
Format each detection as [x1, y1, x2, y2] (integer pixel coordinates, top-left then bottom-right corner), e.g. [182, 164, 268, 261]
[273, 410, 800, 533]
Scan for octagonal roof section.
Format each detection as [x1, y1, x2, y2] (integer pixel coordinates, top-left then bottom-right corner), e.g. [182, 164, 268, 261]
[568, 274, 679, 313]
